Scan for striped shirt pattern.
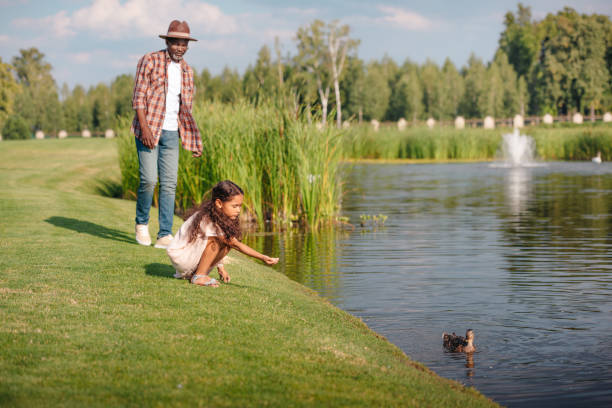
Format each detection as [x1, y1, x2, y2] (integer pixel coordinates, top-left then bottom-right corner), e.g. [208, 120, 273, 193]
[131, 49, 202, 153]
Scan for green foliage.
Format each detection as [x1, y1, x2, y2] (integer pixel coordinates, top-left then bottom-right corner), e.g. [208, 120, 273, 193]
[1, 115, 30, 140]
[12, 47, 62, 132]
[0, 57, 21, 129]
[117, 101, 344, 228]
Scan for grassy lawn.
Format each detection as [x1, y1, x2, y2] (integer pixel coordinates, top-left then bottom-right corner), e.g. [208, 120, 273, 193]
[0, 138, 497, 407]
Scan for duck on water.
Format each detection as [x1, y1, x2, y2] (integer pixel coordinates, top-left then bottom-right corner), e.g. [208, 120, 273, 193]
[443, 329, 476, 353]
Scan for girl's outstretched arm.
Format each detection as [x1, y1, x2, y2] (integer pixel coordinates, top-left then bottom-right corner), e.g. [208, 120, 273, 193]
[229, 237, 279, 265]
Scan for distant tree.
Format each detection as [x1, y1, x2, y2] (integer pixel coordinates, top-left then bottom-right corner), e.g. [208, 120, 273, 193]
[111, 74, 134, 121]
[361, 62, 390, 120]
[326, 20, 359, 127]
[90, 83, 113, 131]
[342, 57, 366, 122]
[530, 8, 610, 115]
[461, 54, 487, 118]
[439, 58, 464, 119]
[2, 115, 30, 140]
[295, 20, 332, 125]
[420, 60, 441, 118]
[12, 48, 62, 132]
[0, 57, 21, 130]
[499, 3, 540, 78]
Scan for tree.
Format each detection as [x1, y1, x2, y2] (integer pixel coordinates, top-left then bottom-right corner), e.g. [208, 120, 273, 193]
[461, 54, 487, 118]
[499, 3, 540, 79]
[420, 60, 441, 118]
[361, 62, 390, 120]
[12, 48, 62, 133]
[90, 83, 113, 131]
[2, 115, 30, 140]
[0, 57, 21, 130]
[295, 20, 332, 125]
[326, 20, 359, 127]
[439, 58, 464, 119]
[111, 74, 134, 121]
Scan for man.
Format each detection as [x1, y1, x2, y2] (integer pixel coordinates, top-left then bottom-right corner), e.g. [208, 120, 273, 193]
[131, 20, 202, 248]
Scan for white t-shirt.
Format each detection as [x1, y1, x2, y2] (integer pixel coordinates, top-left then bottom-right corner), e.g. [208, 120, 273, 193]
[162, 61, 182, 131]
[167, 213, 222, 277]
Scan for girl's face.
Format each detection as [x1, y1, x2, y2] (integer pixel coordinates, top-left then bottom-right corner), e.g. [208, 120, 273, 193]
[216, 194, 243, 220]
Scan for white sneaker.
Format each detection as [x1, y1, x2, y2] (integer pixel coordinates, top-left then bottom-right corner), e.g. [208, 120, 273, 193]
[135, 224, 151, 246]
[154, 234, 174, 249]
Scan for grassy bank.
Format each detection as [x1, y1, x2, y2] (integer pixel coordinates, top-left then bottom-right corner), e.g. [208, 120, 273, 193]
[0, 138, 496, 407]
[343, 124, 612, 161]
[118, 102, 343, 228]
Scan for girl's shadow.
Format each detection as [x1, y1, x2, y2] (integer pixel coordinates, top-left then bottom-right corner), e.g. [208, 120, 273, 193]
[145, 263, 176, 279]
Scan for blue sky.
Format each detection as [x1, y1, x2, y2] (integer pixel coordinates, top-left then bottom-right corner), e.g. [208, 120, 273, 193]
[1, 0, 610, 89]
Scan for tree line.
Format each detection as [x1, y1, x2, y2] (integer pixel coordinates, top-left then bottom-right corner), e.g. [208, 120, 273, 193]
[1, 4, 611, 139]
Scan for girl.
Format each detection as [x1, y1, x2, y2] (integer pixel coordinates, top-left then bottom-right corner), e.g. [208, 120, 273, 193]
[167, 180, 279, 287]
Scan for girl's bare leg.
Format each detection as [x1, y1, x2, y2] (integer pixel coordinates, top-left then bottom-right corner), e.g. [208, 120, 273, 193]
[192, 237, 228, 287]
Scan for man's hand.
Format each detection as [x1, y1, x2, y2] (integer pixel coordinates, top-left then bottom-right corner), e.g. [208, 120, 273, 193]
[136, 109, 156, 149]
[192, 151, 202, 158]
[140, 125, 156, 149]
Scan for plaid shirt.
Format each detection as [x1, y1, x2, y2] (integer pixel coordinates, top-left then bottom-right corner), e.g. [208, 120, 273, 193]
[131, 49, 202, 153]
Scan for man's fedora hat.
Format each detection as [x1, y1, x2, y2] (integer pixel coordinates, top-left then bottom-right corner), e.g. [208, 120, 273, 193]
[159, 20, 197, 41]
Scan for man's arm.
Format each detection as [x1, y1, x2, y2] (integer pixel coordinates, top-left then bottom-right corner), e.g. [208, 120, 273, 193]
[132, 55, 156, 149]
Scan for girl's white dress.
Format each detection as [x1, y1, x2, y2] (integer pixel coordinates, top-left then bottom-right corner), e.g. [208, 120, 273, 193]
[167, 213, 223, 279]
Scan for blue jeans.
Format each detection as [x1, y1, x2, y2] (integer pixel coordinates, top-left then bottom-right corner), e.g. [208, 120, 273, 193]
[135, 130, 179, 238]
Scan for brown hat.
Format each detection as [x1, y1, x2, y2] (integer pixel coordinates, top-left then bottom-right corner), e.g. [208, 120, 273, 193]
[159, 20, 197, 41]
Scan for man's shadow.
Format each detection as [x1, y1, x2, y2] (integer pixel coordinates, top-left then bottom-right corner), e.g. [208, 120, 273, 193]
[45, 216, 135, 244]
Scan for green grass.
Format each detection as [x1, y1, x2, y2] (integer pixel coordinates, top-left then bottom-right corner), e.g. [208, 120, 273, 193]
[0, 138, 497, 407]
[343, 123, 612, 161]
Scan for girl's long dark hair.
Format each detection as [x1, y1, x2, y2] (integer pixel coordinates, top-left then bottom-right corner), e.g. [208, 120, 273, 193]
[185, 180, 243, 243]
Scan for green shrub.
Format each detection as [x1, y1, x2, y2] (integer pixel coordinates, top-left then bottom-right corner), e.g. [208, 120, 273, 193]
[2, 115, 30, 140]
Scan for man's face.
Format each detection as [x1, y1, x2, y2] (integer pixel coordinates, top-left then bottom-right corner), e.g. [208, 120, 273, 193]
[166, 39, 189, 62]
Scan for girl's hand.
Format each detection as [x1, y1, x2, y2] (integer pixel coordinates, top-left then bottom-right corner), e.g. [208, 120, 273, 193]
[262, 256, 279, 265]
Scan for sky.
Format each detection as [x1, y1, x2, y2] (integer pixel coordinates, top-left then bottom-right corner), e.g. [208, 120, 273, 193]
[1, 0, 611, 89]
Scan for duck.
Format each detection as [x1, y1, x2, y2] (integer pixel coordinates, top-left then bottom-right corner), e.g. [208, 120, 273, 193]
[443, 329, 476, 353]
[592, 151, 602, 163]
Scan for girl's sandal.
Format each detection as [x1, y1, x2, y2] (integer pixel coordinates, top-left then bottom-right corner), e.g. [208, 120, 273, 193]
[191, 275, 219, 287]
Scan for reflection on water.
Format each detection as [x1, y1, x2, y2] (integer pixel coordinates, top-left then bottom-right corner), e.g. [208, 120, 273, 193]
[246, 162, 612, 407]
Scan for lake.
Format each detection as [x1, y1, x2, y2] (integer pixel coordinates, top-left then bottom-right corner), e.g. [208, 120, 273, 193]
[245, 161, 612, 407]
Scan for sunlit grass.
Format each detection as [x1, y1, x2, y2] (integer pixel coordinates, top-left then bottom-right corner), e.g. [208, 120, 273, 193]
[0, 138, 497, 407]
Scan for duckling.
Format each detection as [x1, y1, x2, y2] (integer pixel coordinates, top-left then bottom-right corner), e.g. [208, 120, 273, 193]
[592, 151, 602, 163]
[442, 329, 476, 353]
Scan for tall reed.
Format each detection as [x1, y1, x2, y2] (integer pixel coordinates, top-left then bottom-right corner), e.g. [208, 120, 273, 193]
[117, 101, 344, 227]
[342, 124, 612, 161]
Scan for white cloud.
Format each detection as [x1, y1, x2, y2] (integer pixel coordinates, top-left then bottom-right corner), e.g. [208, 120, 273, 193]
[13, 10, 74, 37]
[68, 52, 93, 64]
[12, 0, 238, 39]
[0, 34, 9, 43]
[376, 6, 435, 31]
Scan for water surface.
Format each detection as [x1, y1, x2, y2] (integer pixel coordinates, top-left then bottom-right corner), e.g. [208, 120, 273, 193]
[246, 162, 612, 407]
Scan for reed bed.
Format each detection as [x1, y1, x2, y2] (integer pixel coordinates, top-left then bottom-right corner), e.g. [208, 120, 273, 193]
[342, 126, 501, 160]
[342, 124, 612, 161]
[117, 102, 344, 227]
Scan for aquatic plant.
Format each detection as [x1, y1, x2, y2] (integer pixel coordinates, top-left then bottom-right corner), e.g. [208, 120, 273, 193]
[342, 123, 612, 161]
[116, 101, 344, 228]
